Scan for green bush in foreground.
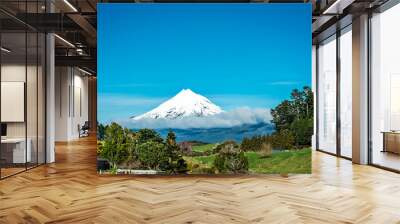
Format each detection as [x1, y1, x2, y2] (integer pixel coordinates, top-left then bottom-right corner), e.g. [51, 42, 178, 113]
[214, 141, 248, 174]
[98, 122, 135, 169]
[137, 141, 169, 170]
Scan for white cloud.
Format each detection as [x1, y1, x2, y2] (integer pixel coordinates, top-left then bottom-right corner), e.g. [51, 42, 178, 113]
[266, 81, 299, 86]
[119, 107, 271, 129]
[209, 94, 278, 110]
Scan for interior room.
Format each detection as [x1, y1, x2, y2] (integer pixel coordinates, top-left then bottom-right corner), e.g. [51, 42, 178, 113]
[54, 66, 90, 141]
[0, 0, 96, 179]
[0, 0, 400, 223]
[0, 13, 46, 178]
[370, 2, 400, 171]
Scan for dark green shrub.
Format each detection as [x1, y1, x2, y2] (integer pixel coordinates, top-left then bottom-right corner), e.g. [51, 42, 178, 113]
[136, 128, 163, 144]
[164, 131, 188, 174]
[98, 122, 135, 169]
[174, 158, 189, 174]
[97, 123, 107, 140]
[271, 86, 313, 132]
[290, 118, 313, 147]
[137, 141, 169, 170]
[269, 86, 314, 148]
[213, 141, 248, 174]
[240, 135, 273, 152]
[271, 100, 295, 132]
[271, 129, 295, 150]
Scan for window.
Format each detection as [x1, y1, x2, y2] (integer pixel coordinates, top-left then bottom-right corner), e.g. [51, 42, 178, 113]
[317, 35, 337, 154]
[370, 3, 400, 171]
[0, 2, 46, 179]
[339, 27, 352, 158]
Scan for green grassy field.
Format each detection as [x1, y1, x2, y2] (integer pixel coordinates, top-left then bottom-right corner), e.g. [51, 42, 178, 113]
[191, 143, 216, 153]
[186, 148, 311, 174]
[245, 148, 311, 174]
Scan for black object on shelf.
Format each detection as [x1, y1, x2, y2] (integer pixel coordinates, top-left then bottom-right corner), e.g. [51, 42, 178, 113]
[1, 123, 7, 137]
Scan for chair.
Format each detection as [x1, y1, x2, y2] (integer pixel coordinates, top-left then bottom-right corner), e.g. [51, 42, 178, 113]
[79, 121, 90, 138]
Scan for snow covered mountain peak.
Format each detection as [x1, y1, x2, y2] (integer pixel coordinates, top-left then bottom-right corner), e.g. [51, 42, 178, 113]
[175, 88, 199, 98]
[132, 89, 223, 120]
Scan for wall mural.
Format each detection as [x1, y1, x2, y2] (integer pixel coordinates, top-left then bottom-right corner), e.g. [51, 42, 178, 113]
[97, 3, 312, 175]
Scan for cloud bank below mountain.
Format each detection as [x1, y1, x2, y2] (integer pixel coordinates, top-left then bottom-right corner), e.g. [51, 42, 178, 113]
[119, 107, 272, 129]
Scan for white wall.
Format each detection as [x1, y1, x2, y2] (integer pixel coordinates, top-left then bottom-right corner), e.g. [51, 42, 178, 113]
[72, 73, 89, 138]
[55, 67, 69, 141]
[55, 67, 89, 141]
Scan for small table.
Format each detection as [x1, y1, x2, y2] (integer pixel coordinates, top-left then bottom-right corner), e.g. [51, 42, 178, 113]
[381, 131, 400, 154]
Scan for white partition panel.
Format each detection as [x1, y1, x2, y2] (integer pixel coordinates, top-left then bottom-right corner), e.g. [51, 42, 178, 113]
[1, 82, 25, 122]
[340, 28, 353, 158]
[318, 36, 337, 154]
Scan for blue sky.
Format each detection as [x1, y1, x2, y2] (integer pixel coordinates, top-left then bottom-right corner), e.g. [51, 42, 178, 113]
[98, 3, 311, 123]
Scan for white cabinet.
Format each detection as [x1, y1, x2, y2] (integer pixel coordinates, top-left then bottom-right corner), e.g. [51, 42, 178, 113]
[1, 138, 32, 163]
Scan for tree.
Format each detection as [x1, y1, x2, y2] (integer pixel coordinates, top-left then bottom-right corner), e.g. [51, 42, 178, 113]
[164, 130, 188, 174]
[303, 86, 313, 119]
[241, 135, 274, 152]
[290, 86, 313, 119]
[97, 123, 107, 140]
[166, 130, 177, 146]
[290, 118, 313, 147]
[98, 122, 135, 169]
[136, 128, 163, 144]
[291, 88, 302, 119]
[271, 100, 296, 132]
[241, 137, 252, 151]
[271, 86, 313, 131]
[270, 86, 314, 148]
[124, 128, 138, 165]
[271, 129, 295, 150]
[137, 141, 169, 170]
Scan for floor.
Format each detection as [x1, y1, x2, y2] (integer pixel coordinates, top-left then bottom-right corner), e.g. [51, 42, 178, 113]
[372, 150, 400, 171]
[0, 137, 400, 223]
[1, 163, 43, 179]
[0, 167, 25, 178]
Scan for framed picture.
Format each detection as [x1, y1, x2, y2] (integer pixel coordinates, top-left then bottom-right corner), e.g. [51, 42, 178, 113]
[98, 3, 312, 175]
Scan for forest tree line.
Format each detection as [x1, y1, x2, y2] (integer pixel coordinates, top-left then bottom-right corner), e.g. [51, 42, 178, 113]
[241, 86, 313, 151]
